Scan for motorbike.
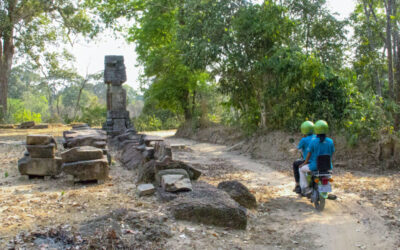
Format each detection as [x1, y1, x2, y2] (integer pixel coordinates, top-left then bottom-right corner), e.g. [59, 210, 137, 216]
[304, 155, 333, 211]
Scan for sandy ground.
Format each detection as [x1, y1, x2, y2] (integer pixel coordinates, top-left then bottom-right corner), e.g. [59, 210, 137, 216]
[0, 129, 399, 249]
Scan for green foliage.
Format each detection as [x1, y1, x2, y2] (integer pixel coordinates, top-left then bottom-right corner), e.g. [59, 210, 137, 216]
[7, 98, 42, 123]
[343, 90, 391, 145]
[78, 97, 107, 127]
[134, 115, 163, 131]
[4, 0, 400, 147]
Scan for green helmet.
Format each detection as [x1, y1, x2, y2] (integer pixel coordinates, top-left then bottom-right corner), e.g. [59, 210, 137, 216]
[300, 121, 314, 135]
[314, 120, 329, 134]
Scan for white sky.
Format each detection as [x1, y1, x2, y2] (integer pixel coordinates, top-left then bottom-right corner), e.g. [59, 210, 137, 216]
[71, 0, 356, 91]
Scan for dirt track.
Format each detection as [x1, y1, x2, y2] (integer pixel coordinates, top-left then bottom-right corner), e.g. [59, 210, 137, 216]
[160, 131, 399, 250]
[0, 129, 399, 249]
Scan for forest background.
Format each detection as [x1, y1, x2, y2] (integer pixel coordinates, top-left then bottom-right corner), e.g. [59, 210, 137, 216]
[1, 0, 399, 145]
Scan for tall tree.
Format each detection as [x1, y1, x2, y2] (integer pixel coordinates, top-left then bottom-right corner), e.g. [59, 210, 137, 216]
[385, 0, 394, 97]
[0, 0, 97, 120]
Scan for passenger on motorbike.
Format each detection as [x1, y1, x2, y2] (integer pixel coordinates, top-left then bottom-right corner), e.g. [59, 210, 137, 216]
[292, 121, 315, 194]
[299, 120, 335, 195]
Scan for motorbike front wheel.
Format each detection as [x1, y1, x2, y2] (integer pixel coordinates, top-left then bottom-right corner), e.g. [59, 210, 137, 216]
[312, 190, 325, 211]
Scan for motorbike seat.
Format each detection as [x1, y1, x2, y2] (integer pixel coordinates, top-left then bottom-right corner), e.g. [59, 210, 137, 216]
[317, 155, 331, 172]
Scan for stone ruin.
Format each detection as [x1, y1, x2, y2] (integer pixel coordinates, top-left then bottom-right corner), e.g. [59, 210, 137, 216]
[17, 124, 110, 183]
[102, 56, 135, 136]
[18, 135, 62, 178]
[61, 124, 110, 183]
[15, 55, 256, 231]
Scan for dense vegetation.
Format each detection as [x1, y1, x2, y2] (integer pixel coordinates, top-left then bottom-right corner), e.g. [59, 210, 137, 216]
[2, 0, 400, 142]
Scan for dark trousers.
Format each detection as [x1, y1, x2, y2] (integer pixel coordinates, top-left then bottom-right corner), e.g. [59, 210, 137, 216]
[293, 159, 304, 183]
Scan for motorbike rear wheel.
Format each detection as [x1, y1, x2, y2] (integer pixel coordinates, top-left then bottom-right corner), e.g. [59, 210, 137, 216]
[313, 190, 326, 211]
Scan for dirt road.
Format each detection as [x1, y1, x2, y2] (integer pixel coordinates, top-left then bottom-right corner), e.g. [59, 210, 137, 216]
[159, 131, 399, 250]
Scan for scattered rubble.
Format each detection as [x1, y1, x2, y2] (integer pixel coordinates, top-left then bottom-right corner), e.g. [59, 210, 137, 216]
[138, 183, 156, 196]
[161, 174, 192, 192]
[8, 209, 171, 250]
[155, 169, 190, 186]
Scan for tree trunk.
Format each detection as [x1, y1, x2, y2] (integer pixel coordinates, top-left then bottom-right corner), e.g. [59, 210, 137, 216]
[386, 0, 394, 98]
[183, 89, 192, 121]
[0, 0, 16, 121]
[394, 38, 400, 130]
[363, 0, 383, 96]
[73, 81, 87, 121]
[0, 33, 15, 121]
[192, 90, 196, 119]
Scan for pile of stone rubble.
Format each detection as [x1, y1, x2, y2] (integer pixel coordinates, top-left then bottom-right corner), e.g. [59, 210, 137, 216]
[111, 129, 257, 230]
[17, 124, 110, 183]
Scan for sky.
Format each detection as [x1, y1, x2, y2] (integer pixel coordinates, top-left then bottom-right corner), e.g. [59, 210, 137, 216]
[71, 0, 357, 91]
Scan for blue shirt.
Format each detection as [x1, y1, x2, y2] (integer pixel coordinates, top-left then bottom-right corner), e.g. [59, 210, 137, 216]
[307, 137, 335, 171]
[297, 135, 315, 160]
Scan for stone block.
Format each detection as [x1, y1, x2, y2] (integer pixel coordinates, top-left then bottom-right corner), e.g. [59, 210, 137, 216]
[61, 146, 104, 163]
[63, 129, 107, 149]
[142, 148, 154, 160]
[137, 160, 155, 183]
[170, 182, 247, 229]
[217, 180, 257, 209]
[26, 143, 56, 158]
[62, 158, 109, 181]
[110, 86, 127, 110]
[104, 55, 127, 85]
[72, 123, 90, 130]
[111, 118, 127, 132]
[161, 174, 192, 192]
[155, 160, 201, 180]
[18, 121, 35, 129]
[154, 141, 172, 160]
[32, 124, 49, 129]
[137, 183, 156, 196]
[155, 169, 190, 186]
[93, 141, 107, 148]
[26, 134, 55, 146]
[18, 156, 62, 176]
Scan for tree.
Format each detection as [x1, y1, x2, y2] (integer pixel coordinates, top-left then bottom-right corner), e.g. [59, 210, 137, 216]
[0, 0, 97, 121]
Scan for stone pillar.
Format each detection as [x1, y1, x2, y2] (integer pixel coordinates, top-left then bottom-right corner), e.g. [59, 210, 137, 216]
[102, 55, 135, 135]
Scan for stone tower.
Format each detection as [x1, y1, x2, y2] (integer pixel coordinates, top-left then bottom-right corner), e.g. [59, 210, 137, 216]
[102, 55, 135, 135]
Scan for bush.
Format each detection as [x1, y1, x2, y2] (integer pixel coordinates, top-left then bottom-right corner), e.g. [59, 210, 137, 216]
[78, 103, 107, 127]
[7, 98, 42, 123]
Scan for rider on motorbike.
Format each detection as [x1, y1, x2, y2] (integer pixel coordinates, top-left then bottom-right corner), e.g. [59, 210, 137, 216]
[299, 120, 335, 195]
[293, 121, 315, 194]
